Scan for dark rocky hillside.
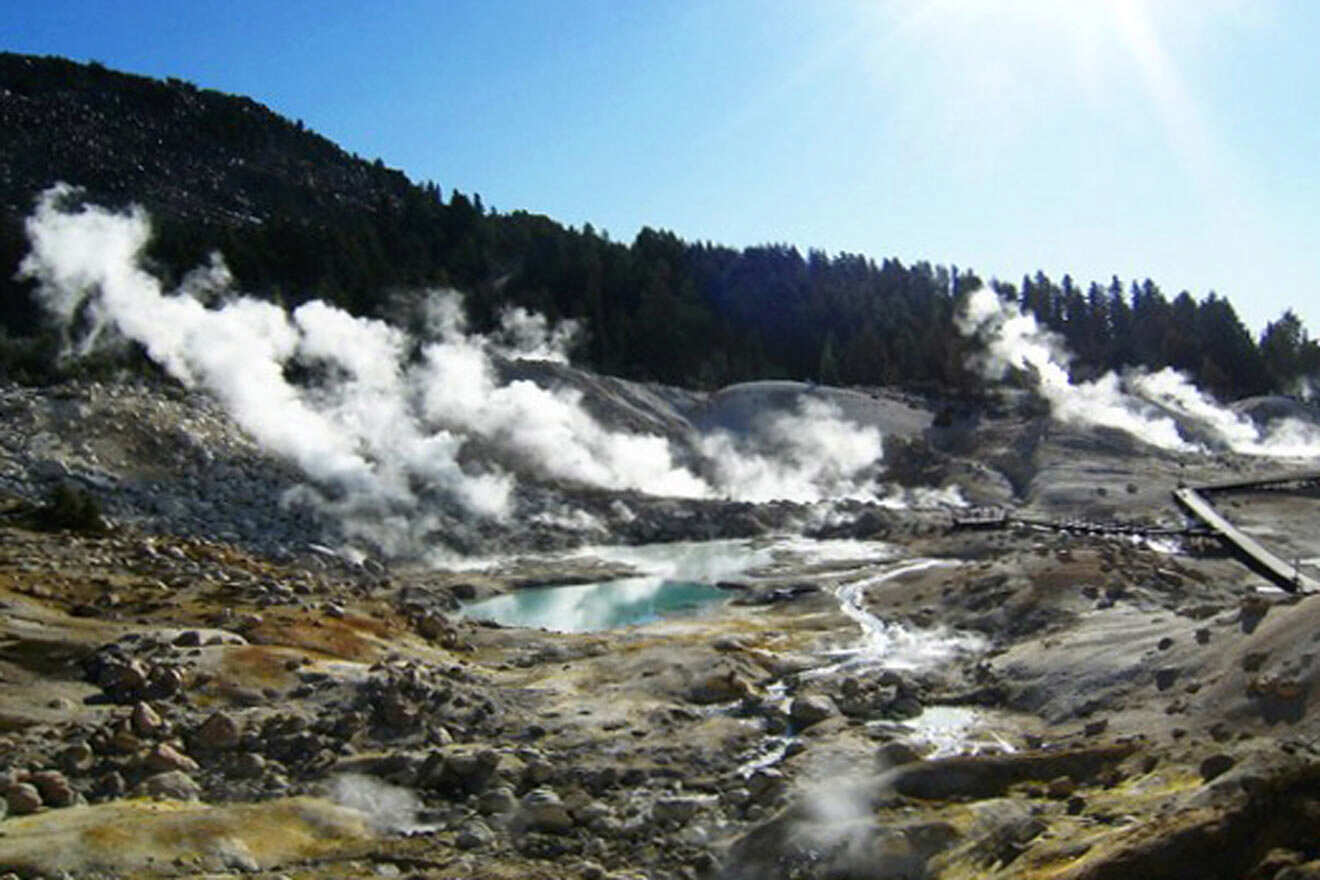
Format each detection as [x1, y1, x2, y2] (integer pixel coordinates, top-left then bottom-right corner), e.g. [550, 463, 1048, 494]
[0, 52, 414, 224]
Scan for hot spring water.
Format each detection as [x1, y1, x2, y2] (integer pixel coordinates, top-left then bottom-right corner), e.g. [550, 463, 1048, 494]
[458, 538, 1002, 763]
[459, 575, 732, 632]
[457, 538, 898, 633]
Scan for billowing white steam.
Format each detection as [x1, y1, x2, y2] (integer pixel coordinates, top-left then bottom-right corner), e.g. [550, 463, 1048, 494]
[408, 294, 711, 501]
[493, 305, 578, 363]
[325, 774, 425, 834]
[699, 398, 885, 503]
[959, 288, 1319, 457]
[17, 186, 898, 552]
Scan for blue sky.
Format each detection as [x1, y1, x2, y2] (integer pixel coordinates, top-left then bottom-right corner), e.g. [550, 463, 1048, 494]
[9, 0, 1319, 335]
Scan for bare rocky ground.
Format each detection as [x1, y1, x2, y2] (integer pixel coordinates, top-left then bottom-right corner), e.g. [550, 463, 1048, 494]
[3, 378, 1320, 880]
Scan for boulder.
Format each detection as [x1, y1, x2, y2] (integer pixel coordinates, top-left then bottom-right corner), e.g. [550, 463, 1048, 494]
[143, 742, 200, 774]
[652, 795, 707, 826]
[416, 613, 454, 641]
[131, 701, 164, 736]
[1154, 667, 1180, 691]
[688, 670, 754, 705]
[518, 788, 575, 834]
[378, 691, 421, 731]
[747, 768, 787, 806]
[97, 657, 149, 701]
[149, 665, 186, 697]
[522, 755, 556, 786]
[60, 741, 96, 774]
[4, 782, 43, 815]
[193, 711, 242, 751]
[93, 770, 127, 799]
[1046, 776, 1077, 798]
[230, 751, 267, 779]
[789, 694, 837, 728]
[574, 799, 616, 830]
[109, 724, 143, 754]
[136, 770, 201, 801]
[878, 742, 922, 767]
[29, 770, 76, 807]
[476, 785, 518, 816]
[456, 819, 496, 850]
[890, 745, 1138, 800]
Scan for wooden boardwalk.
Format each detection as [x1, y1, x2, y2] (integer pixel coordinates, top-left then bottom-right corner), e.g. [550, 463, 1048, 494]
[951, 469, 1320, 592]
[1194, 471, 1320, 496]
[951, 470, 1320, 592]
[1173, 485, 1319, 593]
[952, 507, 1207, 539]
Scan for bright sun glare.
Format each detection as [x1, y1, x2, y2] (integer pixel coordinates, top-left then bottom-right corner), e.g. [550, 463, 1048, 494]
[899, 0, 1160, 81]
[869, 0, 1221, 189]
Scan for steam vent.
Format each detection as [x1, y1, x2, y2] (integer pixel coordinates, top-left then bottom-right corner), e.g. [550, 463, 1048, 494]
[5, 50, 1320, 880]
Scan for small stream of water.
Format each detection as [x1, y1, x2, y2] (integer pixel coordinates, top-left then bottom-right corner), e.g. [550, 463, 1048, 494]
[456, 538, 1003, 766]
[811, 558, 976, 676]
[736, 558, 997, 775]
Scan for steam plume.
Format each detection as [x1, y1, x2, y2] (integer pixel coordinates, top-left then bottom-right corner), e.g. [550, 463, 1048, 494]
[16, 186, 906, 554]
[959, 288, 1320, 456]
[699, 398, 885, 503]
[325, 774, 424, 834]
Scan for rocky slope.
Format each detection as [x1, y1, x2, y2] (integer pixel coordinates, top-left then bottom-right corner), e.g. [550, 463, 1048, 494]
[0, 53, 404, 224]
[0, 373, 949, 563]
[3, 376, 1320, 879]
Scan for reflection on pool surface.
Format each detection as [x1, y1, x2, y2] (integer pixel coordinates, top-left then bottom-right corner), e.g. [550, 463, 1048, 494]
[457, 538, 899, 633]
[460, 576, 731, 632]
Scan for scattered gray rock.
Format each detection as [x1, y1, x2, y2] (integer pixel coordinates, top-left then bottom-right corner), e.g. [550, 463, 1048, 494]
[193, 711, 242, 751]
[60, 741, 95, 774]
[789, 694, 837, 728]
[477, 785, 518, 816]
[230, 751, 267, 779]
[456, 819, 496, 850]
[136, 770, 202, 801]
[747, 768, 787, 806]
[652, 795, 707, 826]
[4, 783, 42, 815]
[28, 770, 76, 808]
[143, 742, 200, 774]
[517, 787, 575, 834]
[131, 701, 165, 737]
[687, 670, 754, 705]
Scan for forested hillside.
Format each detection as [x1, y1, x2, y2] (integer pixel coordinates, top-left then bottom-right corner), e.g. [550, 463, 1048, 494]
[2, 52, 1316, 397]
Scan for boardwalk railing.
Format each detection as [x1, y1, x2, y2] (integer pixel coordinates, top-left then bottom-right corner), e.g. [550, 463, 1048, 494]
[950, 470, 1319, 593]
[1173, 479, 1319, 593]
